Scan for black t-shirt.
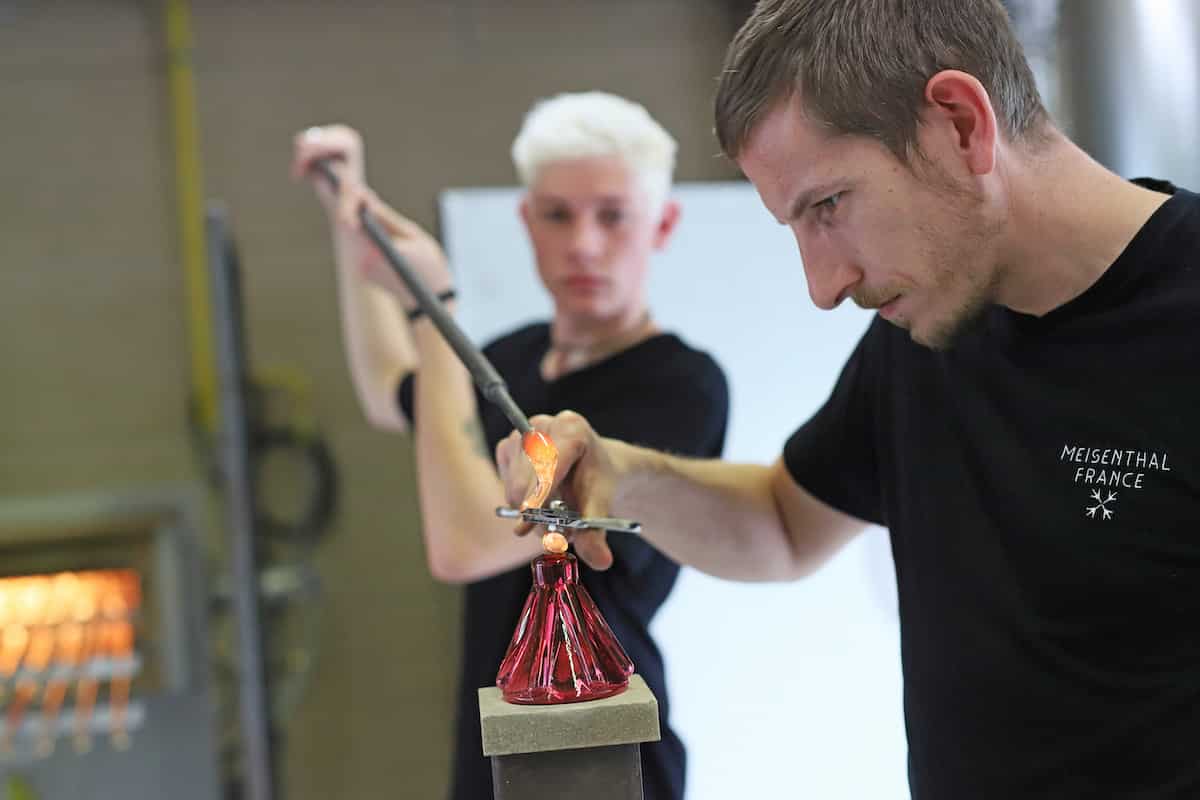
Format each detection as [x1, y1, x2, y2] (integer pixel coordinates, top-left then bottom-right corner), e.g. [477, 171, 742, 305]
[784, 180, 1200, 798]
[399, 323, 728, 800]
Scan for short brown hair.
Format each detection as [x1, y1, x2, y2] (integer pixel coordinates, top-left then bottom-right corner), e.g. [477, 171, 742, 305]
[715, 0, 1049, 161]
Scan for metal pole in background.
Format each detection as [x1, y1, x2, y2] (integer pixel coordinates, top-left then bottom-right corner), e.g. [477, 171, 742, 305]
[1058, 0, 1200, 188]
[208, 204, 275, 800]
[165, 0, 219, 435]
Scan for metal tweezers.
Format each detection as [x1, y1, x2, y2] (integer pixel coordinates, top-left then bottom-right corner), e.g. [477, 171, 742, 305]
[495, 500, 642, 535]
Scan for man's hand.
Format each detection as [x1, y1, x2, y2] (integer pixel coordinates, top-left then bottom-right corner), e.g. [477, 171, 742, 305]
[291, 123, 366, 210]
[291, 124, 453, 309]
[496, 411, 619, 571]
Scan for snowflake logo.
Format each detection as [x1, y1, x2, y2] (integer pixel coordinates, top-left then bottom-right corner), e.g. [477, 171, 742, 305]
[1085, 489, 1117, 520]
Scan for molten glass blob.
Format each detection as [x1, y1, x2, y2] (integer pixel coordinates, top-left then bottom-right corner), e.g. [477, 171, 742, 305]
[520, 429, 558, 511]
[496, 552, 633, 704]
[541, 531, 569, 554]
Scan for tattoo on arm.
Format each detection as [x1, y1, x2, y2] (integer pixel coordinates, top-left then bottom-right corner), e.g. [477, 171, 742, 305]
[463, 418, 490, 460]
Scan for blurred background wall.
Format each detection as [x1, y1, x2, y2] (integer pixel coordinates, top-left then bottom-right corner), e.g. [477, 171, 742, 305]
[1, 2, 741, 797]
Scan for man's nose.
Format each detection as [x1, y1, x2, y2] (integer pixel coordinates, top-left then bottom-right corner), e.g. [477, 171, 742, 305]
[796, 234, 858, 311]
[568, 218, 605, 262]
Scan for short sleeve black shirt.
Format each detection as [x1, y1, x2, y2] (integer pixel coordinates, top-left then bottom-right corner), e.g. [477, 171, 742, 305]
[400, 324, 728, 800]
[784, 180, 1200, 798]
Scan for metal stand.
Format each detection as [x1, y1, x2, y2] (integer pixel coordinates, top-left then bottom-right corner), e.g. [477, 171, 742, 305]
[208, 204, 275, 800]
[478, 674, 660, 800]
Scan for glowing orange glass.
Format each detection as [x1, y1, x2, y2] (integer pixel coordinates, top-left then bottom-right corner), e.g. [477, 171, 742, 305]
[520, 429, 558, 511]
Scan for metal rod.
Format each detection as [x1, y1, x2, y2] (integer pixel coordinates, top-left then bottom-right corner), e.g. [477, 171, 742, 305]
[207, 204, 276, 800]
[311, 160, 532, 435]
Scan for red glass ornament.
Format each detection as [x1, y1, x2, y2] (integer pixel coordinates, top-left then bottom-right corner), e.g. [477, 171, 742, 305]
[495, 552, 633, 704]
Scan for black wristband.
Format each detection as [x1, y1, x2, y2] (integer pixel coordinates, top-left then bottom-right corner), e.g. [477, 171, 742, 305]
[407, 289, 457, 321]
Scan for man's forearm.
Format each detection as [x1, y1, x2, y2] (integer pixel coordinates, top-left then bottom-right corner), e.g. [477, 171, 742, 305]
[608, 443, 804, 582]
[411, 321, 542, 582]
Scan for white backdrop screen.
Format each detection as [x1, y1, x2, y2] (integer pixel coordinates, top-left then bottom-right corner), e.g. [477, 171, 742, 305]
[440, 181, 910, 800]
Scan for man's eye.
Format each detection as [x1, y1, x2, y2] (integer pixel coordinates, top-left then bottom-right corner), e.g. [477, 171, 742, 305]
[543, 209, 569, 222]
[814, 192, 842, 211]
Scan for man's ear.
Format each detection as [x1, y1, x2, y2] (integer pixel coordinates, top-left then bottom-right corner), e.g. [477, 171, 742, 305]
[518, 195, 533, 233]
[923, 69, 999, 176]
[653, 199, 682, 250]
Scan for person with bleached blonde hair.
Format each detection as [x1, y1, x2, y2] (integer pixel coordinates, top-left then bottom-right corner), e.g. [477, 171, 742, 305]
[293, 92, 728, 800]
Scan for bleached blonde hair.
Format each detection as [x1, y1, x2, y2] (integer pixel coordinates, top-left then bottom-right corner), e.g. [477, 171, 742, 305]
[511, 91, 678, 213]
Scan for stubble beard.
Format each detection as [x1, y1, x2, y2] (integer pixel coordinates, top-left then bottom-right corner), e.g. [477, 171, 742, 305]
[907, 168, 1005, 351]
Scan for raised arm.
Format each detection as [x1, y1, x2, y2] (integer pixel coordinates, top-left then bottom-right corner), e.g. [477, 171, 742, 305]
[292, 124, 418, 431]
[293, 124, 542, 582]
